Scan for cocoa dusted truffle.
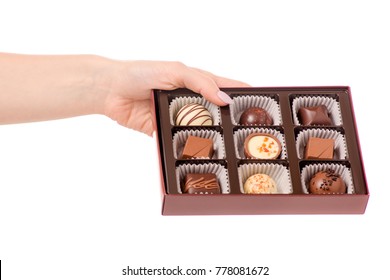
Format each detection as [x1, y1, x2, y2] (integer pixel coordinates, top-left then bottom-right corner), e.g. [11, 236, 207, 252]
[244, 173, 277, 194]
[175, 103, 212, 126]
[309, 169, 346, 194]
[183, 173, 221, 194]
[298, 105, 332, 126]
[244, 133, 281, 159]
[239, 107, 273, 126]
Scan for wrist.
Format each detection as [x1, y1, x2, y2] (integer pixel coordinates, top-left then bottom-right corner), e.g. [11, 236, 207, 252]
[84, 55, 121, 116]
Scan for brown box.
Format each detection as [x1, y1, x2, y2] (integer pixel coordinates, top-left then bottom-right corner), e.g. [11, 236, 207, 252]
[152, 87, 369, 215]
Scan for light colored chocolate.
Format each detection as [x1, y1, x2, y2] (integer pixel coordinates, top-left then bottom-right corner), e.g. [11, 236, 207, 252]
[175, 103, 212, 126]
[244, 133, 281, 159]
[244, 173, 277, 194]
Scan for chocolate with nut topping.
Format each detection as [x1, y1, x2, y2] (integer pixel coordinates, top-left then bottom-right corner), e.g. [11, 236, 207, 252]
[309, 169, 346, 194]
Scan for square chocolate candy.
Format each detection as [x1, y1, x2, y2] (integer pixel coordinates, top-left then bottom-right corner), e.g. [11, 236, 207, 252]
[182, 173, 221, 194]
[181, 135, 213, 159]
[304, 137, 334, 159]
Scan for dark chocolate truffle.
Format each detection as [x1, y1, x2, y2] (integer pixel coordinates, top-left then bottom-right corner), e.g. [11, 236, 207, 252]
[181, 135, 214, 159]
[175, 103, 212, 126]
[183, 173, 221, 194]
[298, 105, 332, 126]
[304, 137, 334, 159]
[244, 133, 281, 159]
[239, 107, 273, 126]
[309, 169, 346, 194]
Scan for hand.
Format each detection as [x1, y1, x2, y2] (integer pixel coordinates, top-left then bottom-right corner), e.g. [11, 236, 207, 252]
[103, 61, 249, 136]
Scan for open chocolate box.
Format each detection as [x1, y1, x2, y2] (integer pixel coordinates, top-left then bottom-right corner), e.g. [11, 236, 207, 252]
[152, 87, 369, 215]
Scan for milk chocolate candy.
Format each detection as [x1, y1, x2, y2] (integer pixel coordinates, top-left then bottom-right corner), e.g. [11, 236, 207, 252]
[298, 105, 332, 126]
[304, 137, 334, 159]
[183, 173, 221, 194]
[309, 169, 346, 194]
[181, 135, 214, 159]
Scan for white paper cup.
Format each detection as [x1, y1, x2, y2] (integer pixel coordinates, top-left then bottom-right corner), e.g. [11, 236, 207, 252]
[169, 96, 221, 126]
[238, 163, 292, 194]
[292, 96, 342, 126]
[301, 163, 354, 194]
[296, 128, 348, 159]
[176, 163, 230, 194]
[230, 95, 282, 125]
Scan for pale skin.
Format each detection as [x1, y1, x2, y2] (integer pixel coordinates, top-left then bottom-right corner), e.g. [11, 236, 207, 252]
[0, 53, 248, 135]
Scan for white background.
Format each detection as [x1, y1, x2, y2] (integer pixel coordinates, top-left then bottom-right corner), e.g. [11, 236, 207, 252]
[1, 0, 389, 279]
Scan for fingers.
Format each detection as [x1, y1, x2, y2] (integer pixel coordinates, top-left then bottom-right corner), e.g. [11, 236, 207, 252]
[191, 67, 251, 88]
[160, 62, 248, 106]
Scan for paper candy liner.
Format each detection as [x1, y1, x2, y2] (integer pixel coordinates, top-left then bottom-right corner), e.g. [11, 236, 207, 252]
[234, 128, 287, 159]
[238, 163, 292, 194]
[230, 95, 282, 125]
[176, 163, 230, 194]
[292, 96, 342, 126]
[169, 96, 221, 126]
[301, 163, 354, 194]
[296, 129, 348, 159]
[172, 129, 225, 159]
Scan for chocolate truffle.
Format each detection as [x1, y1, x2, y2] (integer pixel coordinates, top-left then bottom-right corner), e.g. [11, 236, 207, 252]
[239, 107, 273, 126]
[181, 135, 214, 159]
[175, 103, 212, 126]
[183, 173, 221, 194]
[244, 133, 281, 159]
[309, 169, 346, 194]
[298, 105, 332, 126]
[304, 137, 334, 159]
[244, 173, 277, 194]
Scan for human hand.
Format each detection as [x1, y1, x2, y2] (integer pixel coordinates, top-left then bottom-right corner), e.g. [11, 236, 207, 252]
[0, 54, 248, 133]
[102, 61, 249, 136]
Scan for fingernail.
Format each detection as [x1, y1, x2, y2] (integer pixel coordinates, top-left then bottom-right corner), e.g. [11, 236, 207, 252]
[217, 90, 233, 104]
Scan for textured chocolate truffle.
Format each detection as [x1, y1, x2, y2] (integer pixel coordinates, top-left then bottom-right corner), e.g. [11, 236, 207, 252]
[309, 169, 346, 194]
[181, 135, 213, 159]
[175, 103, 212, 126]
[183, 173, 221, 194]
[244, 133, 281, 159]
[239, 107, 273, 126]
[304, 137, 334, 159]
[244, 173, 277, 194]
[298, 105, 332, 126]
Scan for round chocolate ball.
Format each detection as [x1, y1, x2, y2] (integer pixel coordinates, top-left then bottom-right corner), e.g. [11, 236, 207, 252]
[175, 103, 213, 126]
[309, 169, 346, 194]
[244, 173, 277, 194]
[239, 107, 273, 126]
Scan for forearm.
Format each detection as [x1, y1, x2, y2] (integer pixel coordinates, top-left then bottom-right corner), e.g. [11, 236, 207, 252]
[0, 53, 114, 124]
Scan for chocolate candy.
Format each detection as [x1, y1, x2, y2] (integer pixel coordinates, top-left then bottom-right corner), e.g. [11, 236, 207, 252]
[175, 103, 212, 126]
[239, 107, 273, 126]
[244, 173, 277, 194]
[244, 133, 281, 159]
[181, 135, 213, 159]
[183, 173, 221, 194]
[309, 169, 346, 194]
[304, 137, 334, 159]
[298, 105, 332, 126]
